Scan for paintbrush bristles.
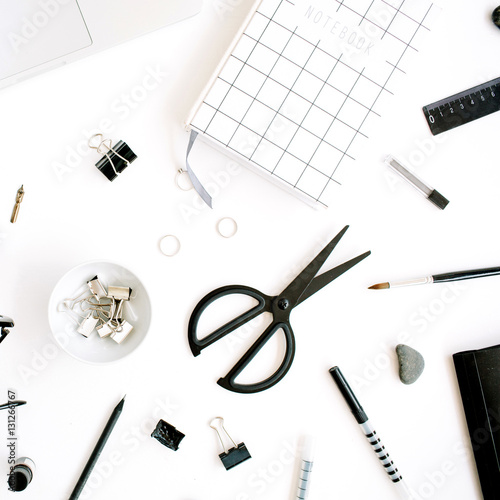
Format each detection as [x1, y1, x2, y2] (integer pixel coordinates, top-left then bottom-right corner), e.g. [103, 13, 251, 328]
[368, 282, 390, 290]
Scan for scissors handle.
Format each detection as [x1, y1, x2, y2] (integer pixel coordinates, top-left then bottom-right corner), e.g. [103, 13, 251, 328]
[188, 285, 270, 356]
[188, 285, 297, 393]
[218, 321, 295, 394]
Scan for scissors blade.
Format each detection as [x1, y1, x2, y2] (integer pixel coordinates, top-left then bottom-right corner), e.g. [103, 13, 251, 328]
[280, 225, 349, 306]
[296, 250, 371, 306]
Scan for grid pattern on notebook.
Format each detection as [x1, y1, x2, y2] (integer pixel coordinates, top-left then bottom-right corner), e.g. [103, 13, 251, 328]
[191, 0, 437, 205]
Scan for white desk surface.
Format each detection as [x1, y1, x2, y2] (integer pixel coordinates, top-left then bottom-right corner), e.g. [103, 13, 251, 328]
[1, 0, 499, 499]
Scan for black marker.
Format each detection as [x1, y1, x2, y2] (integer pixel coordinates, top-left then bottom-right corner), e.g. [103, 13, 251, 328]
[329, 367, 414, 499]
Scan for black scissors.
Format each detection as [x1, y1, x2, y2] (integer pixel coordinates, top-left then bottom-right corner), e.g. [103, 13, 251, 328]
[188, 226, 370, 394]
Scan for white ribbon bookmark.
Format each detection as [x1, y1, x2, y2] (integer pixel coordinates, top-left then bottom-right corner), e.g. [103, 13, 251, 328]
[185, 130, 212, 208]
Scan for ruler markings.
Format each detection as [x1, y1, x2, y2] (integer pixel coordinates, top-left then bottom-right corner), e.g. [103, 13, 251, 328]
[423, 77, 500, 135]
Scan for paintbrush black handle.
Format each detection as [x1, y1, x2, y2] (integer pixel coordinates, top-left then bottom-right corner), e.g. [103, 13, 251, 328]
[433, 267, 500, 283]
[69, 397, 124, 500]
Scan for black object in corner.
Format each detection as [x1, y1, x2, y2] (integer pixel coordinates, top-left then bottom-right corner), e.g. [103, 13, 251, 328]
[453, 344, 500, 500]
[0, 315, 14, 344]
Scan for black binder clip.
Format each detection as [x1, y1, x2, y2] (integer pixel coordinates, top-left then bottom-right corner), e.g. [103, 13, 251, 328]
[151, 420, 185, 451]
[0, 315, 14, 345]
[89, 133, 137, 181]
[210, 417, 251, 470]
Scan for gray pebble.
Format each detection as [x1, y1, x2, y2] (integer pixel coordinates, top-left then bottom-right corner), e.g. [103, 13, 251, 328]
[396, 344, 425, 385]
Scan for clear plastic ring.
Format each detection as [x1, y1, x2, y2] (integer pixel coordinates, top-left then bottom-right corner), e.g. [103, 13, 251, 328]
[159, 235, 181, 257]
[217, 217, 238, 238]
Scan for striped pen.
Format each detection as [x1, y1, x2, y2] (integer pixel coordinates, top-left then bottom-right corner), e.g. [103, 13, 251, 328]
[329, 366, 414, 499]
[296, 436, 315, 500]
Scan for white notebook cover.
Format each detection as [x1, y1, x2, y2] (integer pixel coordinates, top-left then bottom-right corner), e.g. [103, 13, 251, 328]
[186, 0, 439, 206]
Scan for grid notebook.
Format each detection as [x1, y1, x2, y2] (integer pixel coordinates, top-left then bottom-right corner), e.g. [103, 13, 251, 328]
[187, 0, 439, 206]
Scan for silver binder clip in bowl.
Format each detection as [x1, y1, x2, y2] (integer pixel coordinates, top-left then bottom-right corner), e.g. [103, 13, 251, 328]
[108, 286, 132, 301]
[87, 275, 107, 299]
[110, 320, 134, 344]
[77, 312, 99, 338]
[48, 261, 151, 364]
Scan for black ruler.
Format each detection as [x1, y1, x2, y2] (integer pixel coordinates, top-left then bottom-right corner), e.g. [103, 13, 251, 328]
[422, 77, 500, 135]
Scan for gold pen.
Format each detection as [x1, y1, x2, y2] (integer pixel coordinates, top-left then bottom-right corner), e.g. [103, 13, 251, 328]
[10, 185, 24, 223]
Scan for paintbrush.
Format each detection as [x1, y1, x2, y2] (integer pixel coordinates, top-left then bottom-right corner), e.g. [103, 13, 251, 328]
[369, 267, 500, 289]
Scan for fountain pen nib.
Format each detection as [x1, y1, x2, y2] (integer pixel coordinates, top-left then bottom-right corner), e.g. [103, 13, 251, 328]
[10, 185, 25, 223]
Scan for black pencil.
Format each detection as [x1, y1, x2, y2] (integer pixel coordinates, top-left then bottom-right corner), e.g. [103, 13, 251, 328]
[369, 266, 500, 290]
[0, 400, 26, 411]
[69, 396, 125, 500]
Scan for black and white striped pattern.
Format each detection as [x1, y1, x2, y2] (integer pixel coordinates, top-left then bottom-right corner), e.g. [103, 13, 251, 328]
[296, 459, 313, 500]
[361, 420, 403, 484]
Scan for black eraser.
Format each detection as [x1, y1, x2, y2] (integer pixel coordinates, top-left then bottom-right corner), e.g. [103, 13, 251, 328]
[428, 189, 449, 210]
[151, 420, 185, 451]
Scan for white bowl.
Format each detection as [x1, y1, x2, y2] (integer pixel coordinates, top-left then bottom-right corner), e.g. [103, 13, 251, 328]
[48, 261, 151, 364]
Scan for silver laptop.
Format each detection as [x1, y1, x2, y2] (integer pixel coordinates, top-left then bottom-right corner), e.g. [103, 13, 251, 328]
[0, 0, 202, 89]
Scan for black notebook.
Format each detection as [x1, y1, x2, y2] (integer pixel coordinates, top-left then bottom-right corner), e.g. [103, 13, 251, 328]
[453, 344, 500, 499]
